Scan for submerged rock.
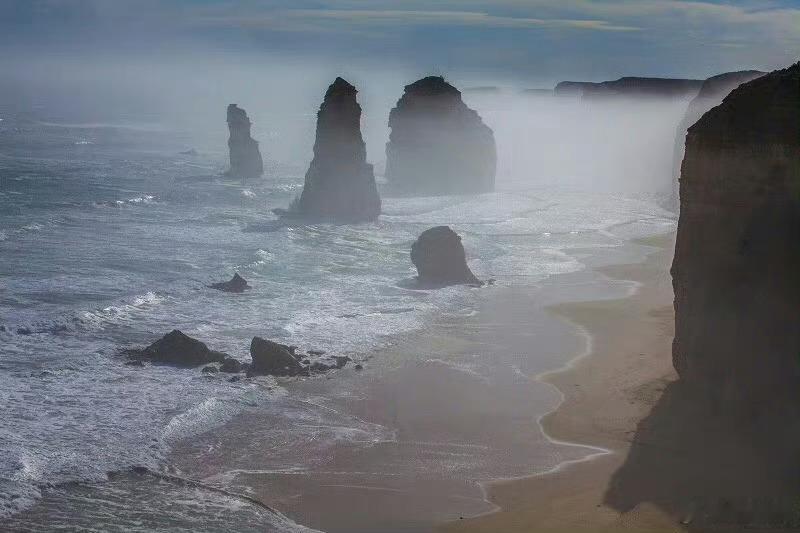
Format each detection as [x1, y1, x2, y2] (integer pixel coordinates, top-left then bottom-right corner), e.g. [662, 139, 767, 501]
[672, 62, 800, 429]
[220, 357, 243, 373]
[411, 226, 482, 287]
[385, 76, 496, 196]
[288, 77, 380, 222]
[209, 273, 249, 293]
[226, 104, 263, 179]
[249, 337, 304, 376]
[668, 70, 764, 211]
[127, 330, 227, 367]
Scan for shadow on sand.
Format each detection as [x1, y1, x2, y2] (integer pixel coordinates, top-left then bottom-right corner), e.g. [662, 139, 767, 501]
[604, 380, 800, 530]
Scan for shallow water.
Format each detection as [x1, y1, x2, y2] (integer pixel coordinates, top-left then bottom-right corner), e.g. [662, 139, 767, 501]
[0, 110, 676, 529]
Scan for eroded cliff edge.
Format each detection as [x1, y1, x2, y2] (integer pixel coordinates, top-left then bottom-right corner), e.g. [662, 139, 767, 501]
[673, 62, 800, 450]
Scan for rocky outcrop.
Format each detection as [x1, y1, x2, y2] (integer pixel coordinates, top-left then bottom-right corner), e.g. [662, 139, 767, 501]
[209, 273, 249, 293]
[249, 336, 304, 376]
[226, 104, 263, 179]
[672, 62, 800, 431]
[385, 76, 496, 196]
[411, 226, 482, 287]
[288, 77, 380, 222]
[668, 70, 764, 211]
[126, 330, 226, 367]
[555, 77, 703, 99]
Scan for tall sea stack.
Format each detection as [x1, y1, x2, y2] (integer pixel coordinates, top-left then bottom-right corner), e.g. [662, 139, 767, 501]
[291, 77, 380, 222]
[668, 70, 764, 210]
[672, 62, 800, 441]
[385, 76, 496, 196]
[226, 104, 263, 179]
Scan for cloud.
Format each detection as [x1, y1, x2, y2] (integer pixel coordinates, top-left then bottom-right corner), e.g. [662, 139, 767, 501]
[192, 8, 641, 33]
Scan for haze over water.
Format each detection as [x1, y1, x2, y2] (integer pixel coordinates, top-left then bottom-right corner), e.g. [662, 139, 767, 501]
[0, 62, 680, 530]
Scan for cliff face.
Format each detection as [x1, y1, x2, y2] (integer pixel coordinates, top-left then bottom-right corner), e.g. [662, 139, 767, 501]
[672, 63, 800, 427]
[294, 78, 380, 222]
[555, 77, 703, 99]
[385, 76, 496, 196]
[226, 104, 263, 179]
[668, 70, 764, 210]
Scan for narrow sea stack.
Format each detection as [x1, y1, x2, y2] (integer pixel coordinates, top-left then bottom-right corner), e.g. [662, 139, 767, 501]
[411, 226, 482, 287]
[289, 77, 380, 222]
[672, 62, 800, 435]
[668, 70, 764, 210]
[385, 76, 496, 196]
[226, 104, 263, 179]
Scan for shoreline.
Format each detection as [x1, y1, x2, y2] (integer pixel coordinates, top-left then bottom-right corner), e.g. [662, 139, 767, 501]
[444, 231, 680, 532]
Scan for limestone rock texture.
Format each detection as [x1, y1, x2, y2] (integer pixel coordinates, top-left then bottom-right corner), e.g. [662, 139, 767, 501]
[226, 104, 264, 179]
[669, 70, 764, 210]
[385, 76, 496, 196]
[411, 226, 482, 287]
[672, 62, 800, 432]
[293, 77, 380, 222]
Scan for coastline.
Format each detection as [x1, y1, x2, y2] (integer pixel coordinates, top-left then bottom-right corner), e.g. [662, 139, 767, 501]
[443, 231, 680, 533]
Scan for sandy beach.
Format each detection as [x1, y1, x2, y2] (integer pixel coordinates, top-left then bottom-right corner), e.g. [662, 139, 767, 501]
[443, 232, 682, 533]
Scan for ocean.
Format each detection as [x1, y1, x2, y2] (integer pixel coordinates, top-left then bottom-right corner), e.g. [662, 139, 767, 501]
[0, 100, 677, 531]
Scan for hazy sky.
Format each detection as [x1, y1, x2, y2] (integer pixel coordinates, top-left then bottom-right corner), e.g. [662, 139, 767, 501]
[3, 0, 799, 82]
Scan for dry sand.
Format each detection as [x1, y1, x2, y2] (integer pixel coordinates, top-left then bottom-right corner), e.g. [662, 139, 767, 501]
[442, 232, 684, 533]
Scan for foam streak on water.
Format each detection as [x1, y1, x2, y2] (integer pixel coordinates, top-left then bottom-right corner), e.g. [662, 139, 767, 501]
[0, 116, 675, 527]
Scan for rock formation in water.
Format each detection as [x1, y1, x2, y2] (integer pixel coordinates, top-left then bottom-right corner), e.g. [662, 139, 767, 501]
[249, 337, 305, 376]
[411, 226, 482, 287]
[126, 330, 227, 367]
[555, 77, 703, 99]
[288, 77, 380, 222]
[668, 70, 765, 211]
[226, 104, 264, 179]
[385, 76, 496, 196]
[672, 62, 800, 438]
[209, 273, 249, 293]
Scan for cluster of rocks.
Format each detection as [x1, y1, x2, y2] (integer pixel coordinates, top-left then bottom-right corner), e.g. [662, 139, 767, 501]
[124, 329, 356, 377]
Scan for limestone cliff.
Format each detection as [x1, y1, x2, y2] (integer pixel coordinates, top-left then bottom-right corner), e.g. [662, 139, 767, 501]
[555, 77, 703, 99]
[291, 77, 380, 222]
[668, 70, 764, 210]
[385, 76, 496, 196]
[226, 104, 263, 179]
[672, 62, 800, 430]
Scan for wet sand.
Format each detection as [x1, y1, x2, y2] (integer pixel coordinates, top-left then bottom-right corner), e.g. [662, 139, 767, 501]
[168, 233, 678, 533]
[443, 232, 681, 533]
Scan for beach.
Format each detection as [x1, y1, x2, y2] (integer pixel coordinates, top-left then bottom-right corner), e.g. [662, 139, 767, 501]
[444, 232, 680, 532]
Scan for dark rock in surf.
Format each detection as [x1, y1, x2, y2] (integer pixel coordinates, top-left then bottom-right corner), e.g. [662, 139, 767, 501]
[201, 365, 218, 374]
[220, 357, 243, 373]
[287, 77, 380, 222]
[668, 70, 764, 211]
[127, 330, 227, 367]
[411, 226, 482, 287]
[672, 61, 800, 432]
[209, 273, 249, 293]
[385, 76, 496, 196]
[249, 337, 304, 376]
[226, 104, 264, 179]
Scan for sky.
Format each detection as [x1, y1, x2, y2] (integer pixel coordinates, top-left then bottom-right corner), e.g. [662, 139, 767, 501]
[2, 0, 799, 83]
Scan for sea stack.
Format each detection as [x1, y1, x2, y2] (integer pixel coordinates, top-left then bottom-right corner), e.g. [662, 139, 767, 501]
[672, 62, 800, 440]
[668, 70, 764, 210]
[226, 104, 263, 179]
[411, 226, 482, 287]
[290, 77, 380, 222]
[385, 76, 496, 196]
